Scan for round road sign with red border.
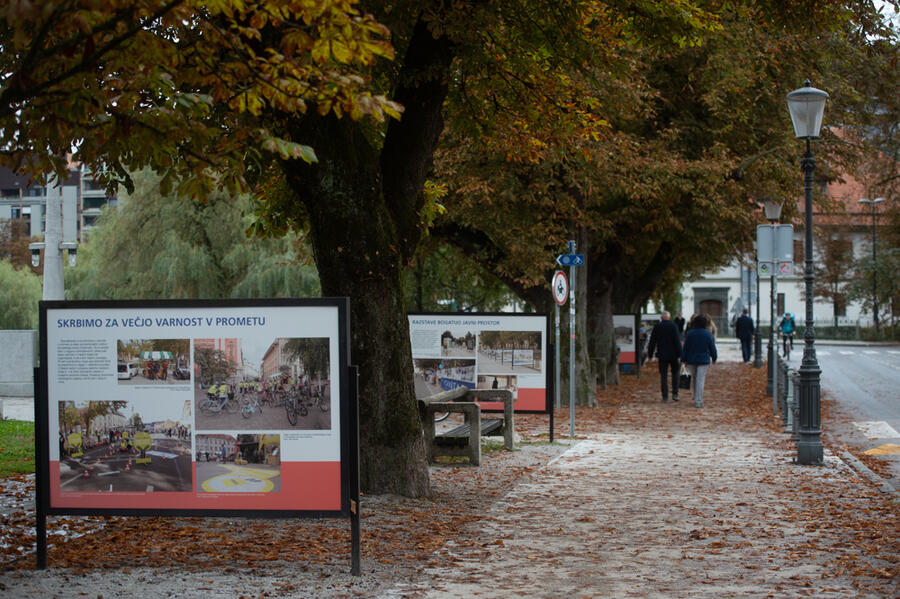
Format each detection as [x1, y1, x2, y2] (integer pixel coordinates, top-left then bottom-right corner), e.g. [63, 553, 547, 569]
[552, 270, 568, 306]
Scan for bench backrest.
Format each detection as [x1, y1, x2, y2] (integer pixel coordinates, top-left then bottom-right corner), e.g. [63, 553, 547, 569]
[417, 386, 469, 406]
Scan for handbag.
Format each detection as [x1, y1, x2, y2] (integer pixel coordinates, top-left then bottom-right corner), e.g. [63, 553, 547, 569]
[678, 365, 692, 390]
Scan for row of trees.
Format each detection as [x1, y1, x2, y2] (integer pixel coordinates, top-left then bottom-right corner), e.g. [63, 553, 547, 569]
[2, 1, 898, 495]
[814, 225, 900, 331]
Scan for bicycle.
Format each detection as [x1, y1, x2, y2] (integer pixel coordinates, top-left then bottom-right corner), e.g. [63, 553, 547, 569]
[284, 392, 308, 426]
[241, 396, 263, 419]
[782, 333, 794, 360]
[199, 394, 239, 415]
[307, 387, 330, 413]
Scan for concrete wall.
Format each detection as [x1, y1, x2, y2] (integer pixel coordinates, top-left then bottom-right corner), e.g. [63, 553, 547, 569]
[0, 330, 37, 396]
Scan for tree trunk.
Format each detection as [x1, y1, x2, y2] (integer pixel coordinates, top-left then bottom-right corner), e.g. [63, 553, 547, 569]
[282, 115, 430, 497]
[276, 13, 453, 497]
[588, 283, 620, 386]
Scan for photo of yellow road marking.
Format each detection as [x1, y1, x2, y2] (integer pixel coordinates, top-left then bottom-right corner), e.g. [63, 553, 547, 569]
[201, 464, 280, 493]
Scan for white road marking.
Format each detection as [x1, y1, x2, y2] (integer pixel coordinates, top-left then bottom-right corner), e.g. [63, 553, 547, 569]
[817, 351, 831, 356]
[888, 350, 900, 355]
[147, 450, 178, 459]
[853, 421, 900, 440]
[839, 350, 855, 355]
[863, 350, 878, 355]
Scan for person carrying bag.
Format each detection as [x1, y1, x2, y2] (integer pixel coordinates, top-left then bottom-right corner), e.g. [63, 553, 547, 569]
[679, 364, 691, 390]
[681, 314, 717, 408]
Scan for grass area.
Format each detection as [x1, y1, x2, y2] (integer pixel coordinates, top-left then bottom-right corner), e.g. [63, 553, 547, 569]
[0, 419, 35, 476]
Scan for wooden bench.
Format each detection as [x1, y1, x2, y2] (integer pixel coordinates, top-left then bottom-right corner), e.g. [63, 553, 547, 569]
[418, 387, 515, 466]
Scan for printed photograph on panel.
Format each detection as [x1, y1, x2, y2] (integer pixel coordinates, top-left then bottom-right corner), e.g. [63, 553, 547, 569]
[57, 400, 193, 492]
[194, 338, 331, 431]
[476, 374, 519, 398]
[615, 326, 633, 348]
[412, 358, 476, 399]
[477, 331, 542, 374]
[117, 339, 191, 385]
[195, 434, 281, 493]
[439, 328, 477, 358]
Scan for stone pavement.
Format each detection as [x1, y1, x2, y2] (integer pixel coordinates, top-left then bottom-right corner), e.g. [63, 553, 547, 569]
[389, 361, 899, 598]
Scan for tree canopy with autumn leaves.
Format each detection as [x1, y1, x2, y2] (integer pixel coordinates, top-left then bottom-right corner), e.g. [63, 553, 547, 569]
[3, 0, 898, 495]
[430, 1, 900, 399]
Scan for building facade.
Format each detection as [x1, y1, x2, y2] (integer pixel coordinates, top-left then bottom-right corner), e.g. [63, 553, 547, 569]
[678, 169, 889, 334]
[260, 338, 307, 382]
[0, 165, 117, 243]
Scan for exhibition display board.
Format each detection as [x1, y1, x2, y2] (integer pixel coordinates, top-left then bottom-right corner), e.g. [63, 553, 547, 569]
[408, 312, 552, 414]
[37, 299, 357, 525]
[614, 314, 639, 365]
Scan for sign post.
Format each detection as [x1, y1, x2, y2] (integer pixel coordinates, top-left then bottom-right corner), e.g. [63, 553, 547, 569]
[557, 241, 584, 438]
[758, 224, 793, 412]
[552, 270, 568, 412]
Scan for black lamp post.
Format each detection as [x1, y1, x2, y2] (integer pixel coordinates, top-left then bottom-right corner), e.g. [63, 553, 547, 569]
[858, 197, 884, 334]
[787, 79, 827, 465]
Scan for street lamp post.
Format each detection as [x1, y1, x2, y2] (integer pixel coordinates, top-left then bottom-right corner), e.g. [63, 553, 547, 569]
[761, 198, 782, 402]
[27, 187, 78, 301]
[787, 79, 827, 465]
[858, 197, 884, 333]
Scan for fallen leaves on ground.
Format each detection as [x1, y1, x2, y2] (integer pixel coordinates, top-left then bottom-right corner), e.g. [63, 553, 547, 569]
[0, 363, 897, 597]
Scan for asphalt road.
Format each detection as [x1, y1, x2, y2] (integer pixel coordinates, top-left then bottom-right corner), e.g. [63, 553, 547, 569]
[781, 341, 900, 484]
[60, 434, 192, 492]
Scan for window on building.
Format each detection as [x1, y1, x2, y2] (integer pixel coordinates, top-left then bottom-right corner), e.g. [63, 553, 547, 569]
[793, 240, 804, 264]
[777, 293, 785, 316]
[24, 186, 43, 197]
[83, 214, 98, 227]
[1, 188, 19, 197]
[83, 180, 105, 191]
[10, 207, 31, 229]
[83, 196, 108, 210]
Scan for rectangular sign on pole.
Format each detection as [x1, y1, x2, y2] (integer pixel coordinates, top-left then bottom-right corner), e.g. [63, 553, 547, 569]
[38, 299, 355, 518]
[756, 224, 794, 264]
[408, 313, 551, 414]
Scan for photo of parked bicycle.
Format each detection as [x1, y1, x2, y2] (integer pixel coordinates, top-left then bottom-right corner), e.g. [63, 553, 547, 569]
[194, 337, 332, 431]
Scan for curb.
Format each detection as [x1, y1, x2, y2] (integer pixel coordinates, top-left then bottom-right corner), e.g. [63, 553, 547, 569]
[836, 448, 900, 498]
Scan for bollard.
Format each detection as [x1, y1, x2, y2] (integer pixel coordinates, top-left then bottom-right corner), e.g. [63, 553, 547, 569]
[790, 371, 800, 443]
[778, 361, 791, 426]
[783, 367, 793, 430]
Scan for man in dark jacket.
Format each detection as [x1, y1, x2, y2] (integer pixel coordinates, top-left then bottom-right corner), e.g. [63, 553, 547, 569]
[647, 311, 683, 402]
[735, 307, 754, 363]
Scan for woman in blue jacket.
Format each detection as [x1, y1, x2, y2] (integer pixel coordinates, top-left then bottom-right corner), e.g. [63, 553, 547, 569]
[682, 315, 718, 408]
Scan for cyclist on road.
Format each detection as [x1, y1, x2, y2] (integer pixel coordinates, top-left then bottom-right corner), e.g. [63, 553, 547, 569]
[779, 312, 796, 356]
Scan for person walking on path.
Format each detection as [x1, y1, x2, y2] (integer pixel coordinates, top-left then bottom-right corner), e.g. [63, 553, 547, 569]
[673, 311, 686, 337]
[735, 307, 754, 363]
[647, 311, 683, 403]
[682, 314, 717, 408]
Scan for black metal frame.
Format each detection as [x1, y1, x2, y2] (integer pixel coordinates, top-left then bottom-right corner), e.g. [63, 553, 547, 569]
[35, 298, 359, 570]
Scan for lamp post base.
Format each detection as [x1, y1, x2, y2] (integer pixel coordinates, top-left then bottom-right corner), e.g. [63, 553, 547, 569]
[796, 436, 824, 465]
